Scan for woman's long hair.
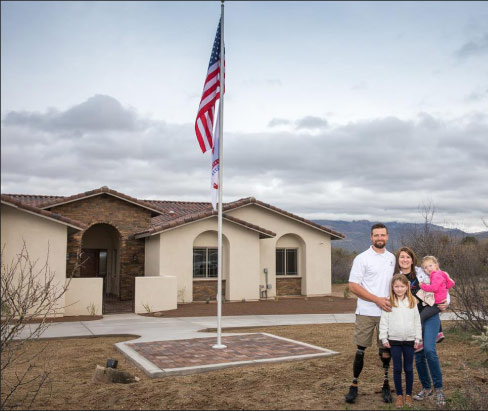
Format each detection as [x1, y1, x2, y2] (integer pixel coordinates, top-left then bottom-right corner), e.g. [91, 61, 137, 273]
[394, 246, 418, 276]
[390, 273, 417, 308]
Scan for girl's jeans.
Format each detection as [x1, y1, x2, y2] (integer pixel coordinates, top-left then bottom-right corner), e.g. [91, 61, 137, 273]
[415, 313, 443, 389]
[390, 345, 414, 395]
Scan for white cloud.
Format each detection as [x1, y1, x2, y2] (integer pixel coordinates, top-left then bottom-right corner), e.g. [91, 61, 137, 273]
[2, 95, 487, 232]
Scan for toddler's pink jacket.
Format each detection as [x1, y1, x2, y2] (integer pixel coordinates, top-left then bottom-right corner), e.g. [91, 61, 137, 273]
[420, 270, 455, 304]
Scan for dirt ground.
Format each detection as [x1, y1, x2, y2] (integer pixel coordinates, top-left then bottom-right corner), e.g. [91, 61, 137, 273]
[142, 283, 357, 318]
[3, 296, 487, 411]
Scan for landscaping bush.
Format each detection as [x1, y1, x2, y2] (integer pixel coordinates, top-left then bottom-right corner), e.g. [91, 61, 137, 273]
[331, 247, 356, 283]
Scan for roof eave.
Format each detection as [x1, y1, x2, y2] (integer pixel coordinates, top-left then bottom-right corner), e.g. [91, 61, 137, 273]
[229, 200, 345, 240]
[1, 199, 86, 231]
[134, 214, 276, 239]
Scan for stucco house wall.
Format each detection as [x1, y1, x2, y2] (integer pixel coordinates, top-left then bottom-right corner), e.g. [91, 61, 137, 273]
[227, 204, 333, 297]
[148, 217, 261, 303]
[1, 204, 69, 316]
[144, 235, 160, 277]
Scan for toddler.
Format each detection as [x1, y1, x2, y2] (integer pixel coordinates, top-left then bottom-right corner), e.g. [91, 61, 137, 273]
[415, 255, 455, 352]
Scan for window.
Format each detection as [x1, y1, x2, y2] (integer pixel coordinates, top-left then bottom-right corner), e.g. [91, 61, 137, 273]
[276, 248, 298, 276]
[193, 248, 218, 278]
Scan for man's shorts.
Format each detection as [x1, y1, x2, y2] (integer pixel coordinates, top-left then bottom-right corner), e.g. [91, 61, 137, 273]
[354, 314, 386, 348]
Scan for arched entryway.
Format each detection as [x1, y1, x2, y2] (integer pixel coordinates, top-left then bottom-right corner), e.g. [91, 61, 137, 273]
[80, 223, 129, 313]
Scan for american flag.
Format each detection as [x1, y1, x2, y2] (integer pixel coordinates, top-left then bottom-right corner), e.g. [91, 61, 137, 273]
[195, 20, 223, 153]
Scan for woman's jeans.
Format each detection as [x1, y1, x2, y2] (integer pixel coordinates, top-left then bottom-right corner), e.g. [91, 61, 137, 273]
[415, 313, 443, 389]
[390, 345, 414, 395]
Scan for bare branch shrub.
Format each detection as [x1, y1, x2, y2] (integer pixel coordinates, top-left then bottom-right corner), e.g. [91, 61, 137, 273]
[400, 204, 488, 333]
[331, 248, 357, 283]
[1, 241, 72, 409]
[448, 362, 488, 410]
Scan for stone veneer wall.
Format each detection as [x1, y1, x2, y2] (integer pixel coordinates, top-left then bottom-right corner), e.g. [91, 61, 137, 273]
[276, 278, 302, 296]
[193, 280, 227, 302]
[49, 194, 151, 301]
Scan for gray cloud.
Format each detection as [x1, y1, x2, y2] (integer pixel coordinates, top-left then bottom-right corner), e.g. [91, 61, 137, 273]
[295, 116, 328, 130]
[455, 33, 488, 59]
[269, 116, 329, 130]
[2, 97, 487, 232]
[4, 95, 140, 133]
[268, 118, 291, 127]
[465, 87, 488, 102]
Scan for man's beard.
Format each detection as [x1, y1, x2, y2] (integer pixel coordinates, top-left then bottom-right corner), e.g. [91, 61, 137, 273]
[374, 241, 386, 249]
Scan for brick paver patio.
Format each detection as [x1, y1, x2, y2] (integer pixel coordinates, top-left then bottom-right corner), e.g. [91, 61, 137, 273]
[125, 333, 337, 376]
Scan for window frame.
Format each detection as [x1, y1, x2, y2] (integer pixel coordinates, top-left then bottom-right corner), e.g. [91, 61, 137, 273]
[193, 247, 218, 279]
[276, 247, 299, 276]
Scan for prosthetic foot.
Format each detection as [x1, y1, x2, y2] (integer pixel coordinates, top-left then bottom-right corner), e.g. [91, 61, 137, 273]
[382, 382, 393, 403]
[379, 348, 392, 403]
[345, 385, 358, 403]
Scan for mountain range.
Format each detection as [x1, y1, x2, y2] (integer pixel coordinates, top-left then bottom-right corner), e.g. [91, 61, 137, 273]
[314, 220, 488, 253]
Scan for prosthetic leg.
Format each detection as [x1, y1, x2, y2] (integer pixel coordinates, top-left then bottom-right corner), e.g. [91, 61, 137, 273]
[379, 348, 393, 403]
[345, 346, 365, 403]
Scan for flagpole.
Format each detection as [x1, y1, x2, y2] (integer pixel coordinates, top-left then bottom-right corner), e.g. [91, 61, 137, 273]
[213, 0, 226, 350]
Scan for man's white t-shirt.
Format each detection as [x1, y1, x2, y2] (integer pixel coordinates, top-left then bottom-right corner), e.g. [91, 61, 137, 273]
[348, 246, 396, 316]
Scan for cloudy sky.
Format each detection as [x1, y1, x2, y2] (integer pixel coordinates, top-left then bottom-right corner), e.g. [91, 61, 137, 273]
[2, 1, 488, 232]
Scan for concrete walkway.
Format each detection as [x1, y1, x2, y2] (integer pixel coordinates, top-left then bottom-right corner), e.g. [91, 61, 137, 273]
[19, 311, 457, 342]
[19, 313, 359, 341]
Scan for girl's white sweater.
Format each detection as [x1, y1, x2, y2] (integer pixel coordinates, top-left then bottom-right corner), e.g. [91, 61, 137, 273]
[379, 296, 422, 343]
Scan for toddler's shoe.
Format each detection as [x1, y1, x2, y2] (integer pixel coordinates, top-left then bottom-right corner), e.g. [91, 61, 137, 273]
[436, 332, 445, 343]
[414, 343, 424, 353]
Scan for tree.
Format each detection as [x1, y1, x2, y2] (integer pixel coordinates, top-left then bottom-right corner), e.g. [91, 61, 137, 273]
[400, 205, 488, 333]
[331, 248, 357, 283]
[1, 241, 73, 409]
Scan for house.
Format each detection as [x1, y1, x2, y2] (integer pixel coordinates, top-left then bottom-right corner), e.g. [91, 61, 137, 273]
[2, 186, 345, 316]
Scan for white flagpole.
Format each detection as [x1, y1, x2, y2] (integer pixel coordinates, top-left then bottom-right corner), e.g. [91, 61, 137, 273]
[213, 0, 226, 350]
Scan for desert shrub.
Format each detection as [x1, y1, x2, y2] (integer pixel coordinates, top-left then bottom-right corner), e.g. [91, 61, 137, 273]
[1, 242, 75, 409]
[472, 326, 488, 361]
[447, 363, 488, 410]
[331, 248, 356, 283]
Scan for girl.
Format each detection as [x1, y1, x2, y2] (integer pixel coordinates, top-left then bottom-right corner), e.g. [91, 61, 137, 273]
[379, 274, 422, 408]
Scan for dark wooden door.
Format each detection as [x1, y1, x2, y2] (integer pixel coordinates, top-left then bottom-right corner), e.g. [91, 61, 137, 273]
[80, 249, 99, 277]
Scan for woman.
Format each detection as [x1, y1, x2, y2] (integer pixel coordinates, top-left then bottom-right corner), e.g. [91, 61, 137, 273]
[394, 246, 448, 407]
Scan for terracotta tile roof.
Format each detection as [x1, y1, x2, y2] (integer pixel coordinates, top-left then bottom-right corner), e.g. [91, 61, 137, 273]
[136, 210, 276, 239]
[4, 187, 345, 240]
[1, 194, 87, 230]
[25, 186, 166, 214]
[144, 200, 213, 225]
[4, 194, 65, 208]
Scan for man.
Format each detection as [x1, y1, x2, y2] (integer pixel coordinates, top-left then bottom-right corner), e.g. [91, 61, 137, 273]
[345, 223, 396, 404]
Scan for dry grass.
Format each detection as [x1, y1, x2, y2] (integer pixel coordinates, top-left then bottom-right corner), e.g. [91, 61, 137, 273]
[2, 321, 486, 410]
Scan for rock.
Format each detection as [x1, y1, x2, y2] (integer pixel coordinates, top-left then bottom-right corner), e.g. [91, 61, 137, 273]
[92, 364, 140, 384]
